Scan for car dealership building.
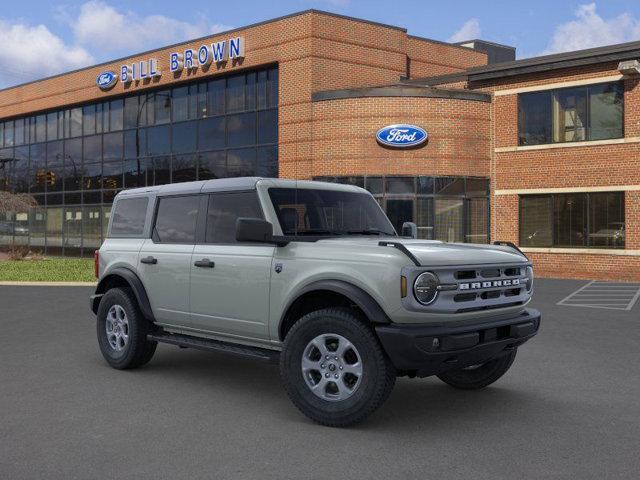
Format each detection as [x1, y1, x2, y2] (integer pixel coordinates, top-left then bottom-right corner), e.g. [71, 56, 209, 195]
[0, 9, 638, 280]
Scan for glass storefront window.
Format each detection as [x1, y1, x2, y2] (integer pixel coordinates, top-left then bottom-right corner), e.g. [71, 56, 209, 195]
[0, 66, 278, 255]
[519, 82, 623, 145]
[520, 192, 624, 248]
[314, 175, 490, 244]
[435, 198, 464, 243]
[198, 151, 226, 180]
[386, 177, 414, 194]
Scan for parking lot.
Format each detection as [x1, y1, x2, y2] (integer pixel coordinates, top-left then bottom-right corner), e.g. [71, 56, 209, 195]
[1, 279, 639, 479]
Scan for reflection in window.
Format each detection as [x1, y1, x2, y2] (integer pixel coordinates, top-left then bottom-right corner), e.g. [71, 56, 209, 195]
[198, 117, 225, 150]
[154, 195, 199, 243]
[520, 192, 624, 248]
[152, 156, 171, 185]
[227, 148, 256, 177]
[416, 198, 434, 239]
[227, 112, 256, 147]
[466, 197, 488, 243]
[206, 192, 263, 243]
[435, 199, 464, 243]
[257, 146, 278, 177]
[198, 151, 226, 180]
[172, 154, 197, 183]
[147, 125, 170, 155]
[519, 82, 623, 145]
[0, 66, 278, 255]
[172, 121, 197, 153]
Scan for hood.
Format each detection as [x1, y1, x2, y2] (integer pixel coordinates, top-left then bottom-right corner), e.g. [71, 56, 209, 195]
[318, 237, 528, 266]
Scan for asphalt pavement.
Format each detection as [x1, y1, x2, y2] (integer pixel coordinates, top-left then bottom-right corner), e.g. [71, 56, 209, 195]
[1, 279, 639, 479]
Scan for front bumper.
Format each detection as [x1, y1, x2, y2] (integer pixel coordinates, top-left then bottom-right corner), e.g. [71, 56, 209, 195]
[375, 308, 541, 377]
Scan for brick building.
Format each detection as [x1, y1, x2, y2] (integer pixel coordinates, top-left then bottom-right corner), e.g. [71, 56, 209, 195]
[0, 10, 637, 280]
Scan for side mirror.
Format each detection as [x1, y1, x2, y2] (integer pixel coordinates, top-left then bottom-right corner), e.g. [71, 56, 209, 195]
[401, 222, 418, 239]
[236, 218, 274, 243]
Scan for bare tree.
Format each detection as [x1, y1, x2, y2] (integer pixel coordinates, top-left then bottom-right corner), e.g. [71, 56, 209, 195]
[0, 191, 37, 215]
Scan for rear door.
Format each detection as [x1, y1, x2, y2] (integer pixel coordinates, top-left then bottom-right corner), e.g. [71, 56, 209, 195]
[137, 194, 200, 326]
[189, 191, 274, 339]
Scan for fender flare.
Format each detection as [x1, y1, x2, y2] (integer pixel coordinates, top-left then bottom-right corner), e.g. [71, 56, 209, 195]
[92, 267, 155, 322]
[280, 279, 390, 336]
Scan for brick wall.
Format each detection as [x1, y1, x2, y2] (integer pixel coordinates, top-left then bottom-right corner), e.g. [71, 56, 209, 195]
[482, 63, 640, 281]
[406, 37, 487, 79]
[303, 95, 490, 178]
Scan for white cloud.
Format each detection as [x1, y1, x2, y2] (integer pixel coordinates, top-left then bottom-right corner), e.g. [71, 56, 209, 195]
[448, 18, 481, 43]
[0, 20, 93, 88]
[542, 3, 640, 54]
[71, 1, 232, 55]
[0, 1, 234, 88]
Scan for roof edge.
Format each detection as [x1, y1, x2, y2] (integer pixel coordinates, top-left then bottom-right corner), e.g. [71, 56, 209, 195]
[312, 85, 490, 103]
[467, 39, 640, 81]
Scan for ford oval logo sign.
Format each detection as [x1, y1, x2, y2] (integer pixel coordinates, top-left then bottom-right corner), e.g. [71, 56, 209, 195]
[376, 124, 428, 148]
[96, 71, 118, 90]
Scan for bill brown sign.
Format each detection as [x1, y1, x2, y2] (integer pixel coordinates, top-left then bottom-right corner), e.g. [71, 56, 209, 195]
[97, 36, 245, 89]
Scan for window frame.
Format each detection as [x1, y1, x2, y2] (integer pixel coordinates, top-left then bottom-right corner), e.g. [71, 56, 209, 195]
[202, 190, 265, 245]
[517, 81, 624, 146]
[107, 196, 149, 238]
[518, 192, 625, 249]
[151, 193, 202, 244]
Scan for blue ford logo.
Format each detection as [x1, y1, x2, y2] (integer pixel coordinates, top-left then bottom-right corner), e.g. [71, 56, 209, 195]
[96, 71, 118, 90]
[376, 124, 428, 148]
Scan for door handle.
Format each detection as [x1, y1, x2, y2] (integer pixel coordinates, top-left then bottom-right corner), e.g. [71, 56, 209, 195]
[140, 256, 157, 265]
[194, 258, 215, 268]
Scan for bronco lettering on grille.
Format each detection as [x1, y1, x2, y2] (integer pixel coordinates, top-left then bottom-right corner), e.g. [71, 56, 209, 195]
[459, 279, 520, 290]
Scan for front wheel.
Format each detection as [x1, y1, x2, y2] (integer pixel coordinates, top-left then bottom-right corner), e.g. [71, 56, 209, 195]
[436, 349, 517, 390]
[280, 308, 396, 427]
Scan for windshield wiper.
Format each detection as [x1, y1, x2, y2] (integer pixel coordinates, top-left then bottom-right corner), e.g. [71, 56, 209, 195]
[346, 229, 393, 236]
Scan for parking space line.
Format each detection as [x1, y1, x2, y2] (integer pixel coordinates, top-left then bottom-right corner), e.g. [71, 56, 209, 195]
[557, 280, 640, 311]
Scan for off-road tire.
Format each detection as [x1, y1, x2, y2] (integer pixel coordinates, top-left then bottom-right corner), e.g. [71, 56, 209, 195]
[280, 308, 396, 427]
[97, 287, 157, 370]
[437, 349, 517, 390]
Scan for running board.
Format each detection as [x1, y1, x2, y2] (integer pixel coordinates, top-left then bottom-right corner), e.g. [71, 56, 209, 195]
[148, 332, 280, 363]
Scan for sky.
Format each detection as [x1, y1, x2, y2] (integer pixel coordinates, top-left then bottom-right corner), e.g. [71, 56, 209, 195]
[2, 0, 640, 88]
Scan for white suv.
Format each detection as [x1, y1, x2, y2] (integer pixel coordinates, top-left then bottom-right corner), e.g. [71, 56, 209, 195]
[91, 177, 540, 427]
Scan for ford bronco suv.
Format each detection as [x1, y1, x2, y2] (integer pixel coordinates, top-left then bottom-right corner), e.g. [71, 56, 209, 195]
[91, 178, 540, 427]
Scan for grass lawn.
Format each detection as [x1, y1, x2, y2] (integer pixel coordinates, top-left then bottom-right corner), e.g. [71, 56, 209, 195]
[0, 258, 95, 282]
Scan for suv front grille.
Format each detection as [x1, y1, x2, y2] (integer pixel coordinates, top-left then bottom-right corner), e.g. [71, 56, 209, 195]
[403, 263, 531, 314]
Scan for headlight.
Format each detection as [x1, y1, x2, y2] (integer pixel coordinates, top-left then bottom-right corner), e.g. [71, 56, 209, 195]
[414, 272, 439, 305]
[525, 266, 534, 292]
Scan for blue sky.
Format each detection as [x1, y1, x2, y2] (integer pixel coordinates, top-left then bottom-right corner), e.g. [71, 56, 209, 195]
[2, 1, 640, 88]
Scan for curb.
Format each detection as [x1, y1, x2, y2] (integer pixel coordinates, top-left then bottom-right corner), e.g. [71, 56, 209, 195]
[0, 281, 97, 287]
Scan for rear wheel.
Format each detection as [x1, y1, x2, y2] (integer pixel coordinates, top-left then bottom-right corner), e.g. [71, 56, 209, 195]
[97, 288, 157, 370]
[437, 349, 517, 390]
[280, 308, 395, 427]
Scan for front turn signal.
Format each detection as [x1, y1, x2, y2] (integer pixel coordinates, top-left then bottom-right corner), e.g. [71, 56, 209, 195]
[400, 276, 407, 298]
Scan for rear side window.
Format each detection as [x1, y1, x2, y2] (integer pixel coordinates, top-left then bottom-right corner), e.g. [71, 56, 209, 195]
[109, 197, 148, 236]
[205, 192, 263, 243]
[154, 195, 200, 243]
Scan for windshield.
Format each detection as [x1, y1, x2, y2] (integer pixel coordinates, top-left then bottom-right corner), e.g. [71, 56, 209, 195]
[268, 188, 396, 237]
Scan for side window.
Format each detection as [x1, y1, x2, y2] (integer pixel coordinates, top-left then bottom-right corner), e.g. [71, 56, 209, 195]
[109, 197, 148, 236]
[154, 195, 200, 244]
[205, 192, 263, 243]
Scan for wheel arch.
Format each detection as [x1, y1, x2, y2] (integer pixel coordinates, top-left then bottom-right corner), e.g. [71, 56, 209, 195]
[92, 267, 155, 322]
[278, 280, 390, 341]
